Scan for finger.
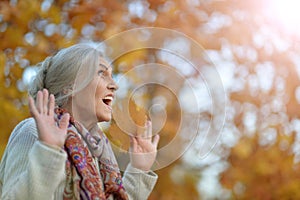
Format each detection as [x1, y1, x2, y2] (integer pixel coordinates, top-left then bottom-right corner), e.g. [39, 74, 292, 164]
[135, 136, 148, 150]
[137, 145, 143, 152]
[43, 89, 49, 114]
[48, 94, 55, 116]
[59, 113, 70, 130]
[136, 124, 146, 137]
[28, 96, 38, 117]
[131, 137, 138, 153]
[152, 134, 160, 148]
[129, 136, 133, 145]
[146, 120, 152, 138]
[36, 90, 43, 113]
[129, 137, 133, 152]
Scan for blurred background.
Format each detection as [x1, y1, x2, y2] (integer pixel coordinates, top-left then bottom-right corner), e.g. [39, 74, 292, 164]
[1, 0, 300, 199]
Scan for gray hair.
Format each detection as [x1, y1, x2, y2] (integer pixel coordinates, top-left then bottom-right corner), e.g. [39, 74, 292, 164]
[28, 43, 103, 107]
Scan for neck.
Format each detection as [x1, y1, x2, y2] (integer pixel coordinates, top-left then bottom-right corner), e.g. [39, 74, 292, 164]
[62, 103, 97, 131]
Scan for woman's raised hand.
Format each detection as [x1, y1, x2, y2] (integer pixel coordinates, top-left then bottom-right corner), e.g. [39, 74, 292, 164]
[129, 121, 160, 172]
[28, 89, 70, 149]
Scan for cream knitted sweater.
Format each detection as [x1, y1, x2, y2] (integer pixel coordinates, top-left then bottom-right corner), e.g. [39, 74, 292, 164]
[0, 118, 157, 200]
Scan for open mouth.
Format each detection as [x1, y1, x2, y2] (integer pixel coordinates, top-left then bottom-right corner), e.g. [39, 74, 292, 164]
[102, 96, 113, 107]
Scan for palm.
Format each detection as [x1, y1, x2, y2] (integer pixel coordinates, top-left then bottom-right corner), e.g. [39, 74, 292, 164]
[29, 89, 70, 148]
[130, 121, 160, 171]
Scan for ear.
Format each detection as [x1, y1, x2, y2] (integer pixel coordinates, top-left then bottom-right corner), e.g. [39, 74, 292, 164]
[63, 85, 73, 95]
[63, 88, 70, 95]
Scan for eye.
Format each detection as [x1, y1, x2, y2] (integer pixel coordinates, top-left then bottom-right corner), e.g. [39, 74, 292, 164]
[97, 70, 105, 76]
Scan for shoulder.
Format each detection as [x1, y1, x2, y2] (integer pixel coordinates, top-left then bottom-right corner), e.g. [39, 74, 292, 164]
[7, 118, 38, 146]
[13, 117, 36, 130]
[11, 117, 37, 136]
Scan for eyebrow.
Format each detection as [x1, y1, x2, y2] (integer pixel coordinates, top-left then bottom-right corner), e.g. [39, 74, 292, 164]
[99, 63, 109, 70]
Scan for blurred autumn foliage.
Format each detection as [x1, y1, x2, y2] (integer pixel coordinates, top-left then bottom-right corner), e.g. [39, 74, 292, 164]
[1, 0, 300, 199]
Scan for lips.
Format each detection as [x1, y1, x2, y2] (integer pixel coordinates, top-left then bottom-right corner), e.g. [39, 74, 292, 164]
[102, 95, 114, 108]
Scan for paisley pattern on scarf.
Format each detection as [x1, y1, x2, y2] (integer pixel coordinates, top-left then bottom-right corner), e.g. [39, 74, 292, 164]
[55, 108, 128, 200]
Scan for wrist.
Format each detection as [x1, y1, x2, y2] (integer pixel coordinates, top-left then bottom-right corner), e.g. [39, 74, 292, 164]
[130, 163, 151, 173]
[39, 140, 63, 151]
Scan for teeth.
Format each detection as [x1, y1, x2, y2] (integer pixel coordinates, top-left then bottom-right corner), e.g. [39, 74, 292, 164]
[103, 96, 113, 101]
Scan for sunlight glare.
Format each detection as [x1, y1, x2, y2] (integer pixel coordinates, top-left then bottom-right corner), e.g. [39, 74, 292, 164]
[271, 0, 300, 34]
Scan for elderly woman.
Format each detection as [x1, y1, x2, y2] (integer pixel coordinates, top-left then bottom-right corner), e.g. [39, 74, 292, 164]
[0, 44, 160, 200]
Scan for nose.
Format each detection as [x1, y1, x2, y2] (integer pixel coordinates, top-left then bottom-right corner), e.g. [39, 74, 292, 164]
[107, 80, 118, 91]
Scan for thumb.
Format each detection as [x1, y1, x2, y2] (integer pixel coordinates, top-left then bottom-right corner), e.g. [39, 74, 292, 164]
[59, 113, 70, 130]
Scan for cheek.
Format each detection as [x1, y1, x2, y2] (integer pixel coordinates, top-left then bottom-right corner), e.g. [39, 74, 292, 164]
[95, 87, 105, 106]
[95, 82, 106, 96]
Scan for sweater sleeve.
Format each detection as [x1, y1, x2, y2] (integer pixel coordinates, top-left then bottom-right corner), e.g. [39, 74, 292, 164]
[0, 118, 67, 200]
[122, 163, 158, 200]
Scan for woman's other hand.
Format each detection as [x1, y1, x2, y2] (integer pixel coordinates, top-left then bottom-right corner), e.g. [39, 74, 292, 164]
[129, 121, 160, 172]
[28, 89, 70, 149]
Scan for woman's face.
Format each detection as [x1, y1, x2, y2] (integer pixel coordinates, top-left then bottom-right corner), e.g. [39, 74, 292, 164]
[71, 57, 118, 128]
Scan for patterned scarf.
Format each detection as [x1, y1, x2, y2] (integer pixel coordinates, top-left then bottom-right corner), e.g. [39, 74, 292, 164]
[55, 108, 128, 200]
